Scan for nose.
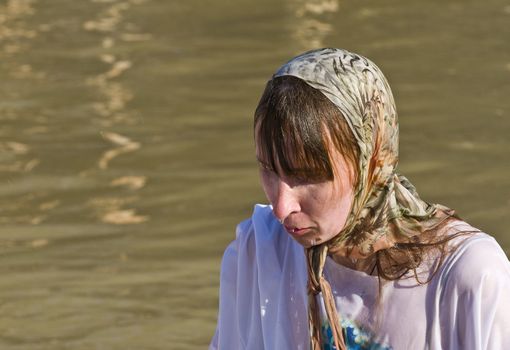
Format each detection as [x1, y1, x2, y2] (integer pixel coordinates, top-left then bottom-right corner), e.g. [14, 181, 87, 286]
[271, 179, 300, 223]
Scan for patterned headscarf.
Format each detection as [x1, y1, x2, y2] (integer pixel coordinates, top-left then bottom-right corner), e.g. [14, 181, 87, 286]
[273, 48, 453, 350]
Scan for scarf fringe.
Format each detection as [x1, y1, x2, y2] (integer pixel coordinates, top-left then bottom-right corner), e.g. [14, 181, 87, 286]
[307, 246, 347, 350]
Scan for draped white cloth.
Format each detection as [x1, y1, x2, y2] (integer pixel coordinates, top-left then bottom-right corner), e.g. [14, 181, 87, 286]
[210, 205, 510, 350]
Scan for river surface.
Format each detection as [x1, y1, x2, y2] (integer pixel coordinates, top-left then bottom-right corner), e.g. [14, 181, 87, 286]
[0, 0, 509, 349]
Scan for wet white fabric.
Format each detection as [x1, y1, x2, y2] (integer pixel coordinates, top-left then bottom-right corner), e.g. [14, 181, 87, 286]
[210, 205, 510, 350]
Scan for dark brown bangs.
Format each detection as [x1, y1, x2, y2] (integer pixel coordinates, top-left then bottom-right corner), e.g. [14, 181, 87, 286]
[254, 76, 355, 183]
[254, 76, 360, 186]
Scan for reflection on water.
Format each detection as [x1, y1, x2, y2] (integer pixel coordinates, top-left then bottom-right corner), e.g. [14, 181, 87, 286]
[0, 0, 45, 79]
[288, 0, 339, 48]
[0, 141, 39, 173]
[0, 0, 509, 348]
[87, 195, 148, 224]
[0, 0, 39, 169]
[81, 0, 150, 226]
[0, 0, 47, 227]
[98, 132, 140, 170]
[110, 175, 146, 190]
[0, 0, 37, 54]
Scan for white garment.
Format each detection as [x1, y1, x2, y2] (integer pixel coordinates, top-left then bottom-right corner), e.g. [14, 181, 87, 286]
[210, 205, 510, 350]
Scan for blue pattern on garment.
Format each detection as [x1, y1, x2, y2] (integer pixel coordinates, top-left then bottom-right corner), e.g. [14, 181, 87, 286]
[321, 320, 391, 350]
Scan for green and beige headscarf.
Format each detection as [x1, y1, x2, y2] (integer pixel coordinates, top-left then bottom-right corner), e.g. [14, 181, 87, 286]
[273, 48, 453, 350]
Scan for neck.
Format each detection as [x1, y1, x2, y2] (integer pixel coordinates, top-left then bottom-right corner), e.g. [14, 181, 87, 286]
[328, 235, 395, 274]
[330, 253, 377, 274]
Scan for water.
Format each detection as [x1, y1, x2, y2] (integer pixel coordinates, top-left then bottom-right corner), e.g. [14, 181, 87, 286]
[0, 0, 509, 348]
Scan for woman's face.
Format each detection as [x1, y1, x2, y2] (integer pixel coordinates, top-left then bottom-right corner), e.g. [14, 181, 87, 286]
[256, 142, 355, 248]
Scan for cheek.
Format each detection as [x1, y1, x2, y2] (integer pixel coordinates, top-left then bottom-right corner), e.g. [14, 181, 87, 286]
[317, 183, 354, 235]
[331, 186, 354, 228]
[337, 191, 353, 219]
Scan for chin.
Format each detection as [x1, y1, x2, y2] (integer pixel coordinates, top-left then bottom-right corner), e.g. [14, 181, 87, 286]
[293, 236, 319, 248]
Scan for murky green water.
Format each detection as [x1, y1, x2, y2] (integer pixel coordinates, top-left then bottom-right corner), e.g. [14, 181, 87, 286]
[0, 0, 509, 348]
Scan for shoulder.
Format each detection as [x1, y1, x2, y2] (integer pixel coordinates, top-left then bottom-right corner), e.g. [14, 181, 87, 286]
[217, 205, 279, 305]
[237, 203, 297, 248]
[214, 205, 309, 349]
[236, 204, 282, 240]
[222, 204, 302, 269]
[432, 222, 510, 348]
[439, 222, 510, 293]
[223, 204, 274, 251]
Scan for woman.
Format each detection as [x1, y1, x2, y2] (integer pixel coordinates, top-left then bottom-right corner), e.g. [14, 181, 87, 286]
[209, 48, 510, 350]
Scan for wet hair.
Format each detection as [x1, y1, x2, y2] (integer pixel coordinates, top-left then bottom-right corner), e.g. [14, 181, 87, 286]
[254, 75, 359, 186]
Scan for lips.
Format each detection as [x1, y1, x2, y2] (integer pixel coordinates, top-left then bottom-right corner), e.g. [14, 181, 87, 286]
[284, 225, 312, 236]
